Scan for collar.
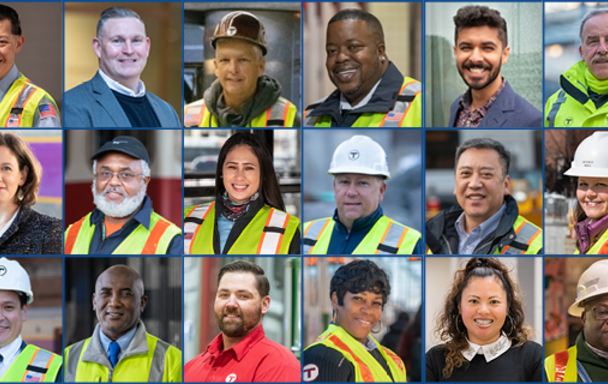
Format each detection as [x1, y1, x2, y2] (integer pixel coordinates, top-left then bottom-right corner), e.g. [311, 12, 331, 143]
[98, 69, 146, 97]
[207, 324, 266, 362]
[574, 214, 608, 254]
[332, 205, 383, 233]
[91, 195, 154, 230]
[461, 332, 511, 363]
[82, 320, 149, 367]
[587, 341, 608, 360]
[0, 64, 20, 100]
[339, 78, 382, 110]
[0, 335, 22, 362]
[360, 334, 380, 352]
[455, 202, 506, 239]
[99, 323, 138, 356]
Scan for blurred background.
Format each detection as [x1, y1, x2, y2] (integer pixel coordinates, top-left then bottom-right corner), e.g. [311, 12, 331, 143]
[545, 3, 608, 104]
[65, 257, 182, 349]
[304, 257, 422, 382]
[426, 257, 543, 348]
[184, 3, 300, 110]
[304, 130, 422, 232]
[303, 2, 421, 108]
[3, 3, 62, 117]
[184, 129, 300, 220]
[184, 257, 300, 363]
[64, 129, 182, 228]
[425, 130, 543, 228]
[426, 2, 543, 127]
[65, 2, 182, 123]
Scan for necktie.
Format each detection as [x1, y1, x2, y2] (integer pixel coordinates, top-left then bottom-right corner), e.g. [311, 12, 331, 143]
[109, 342, 120, 367]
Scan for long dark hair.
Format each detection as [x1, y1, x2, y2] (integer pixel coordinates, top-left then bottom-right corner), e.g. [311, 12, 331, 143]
[214, 131, 285, 211]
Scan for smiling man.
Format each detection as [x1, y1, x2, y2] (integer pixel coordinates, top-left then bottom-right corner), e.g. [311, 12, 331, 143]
[545, 259, 608, 382]
[448, 6, 542, 128]
[546, 9, 608, 127]
[426, 138, 542, 254]
[303, 135, 422, 255]
[64, 136, 182, 254]
[63, 7, 180, 127]
[303, 9, 421, 127]
[64, 265, 181, 382]
[184, 11, 298, 127]
[185, 260, 300, 382]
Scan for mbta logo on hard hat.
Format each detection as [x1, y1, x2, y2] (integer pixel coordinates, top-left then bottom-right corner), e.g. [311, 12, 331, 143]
[0, 265, 7, 276]
[348, 150, 359, 160]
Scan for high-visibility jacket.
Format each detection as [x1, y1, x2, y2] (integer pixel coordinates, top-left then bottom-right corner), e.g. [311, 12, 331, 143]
[184, 97, 297, 127]
[575, 226, 608, 254]
[64, 211, 181, 254]
[303, 216, 421, 255]
[184, 202, 300, 254]
[303, 77, 421, 127]
[64, 323, 182, 382]
[545, 61, 608, 127]
[545, 346, 578, 382]
[1, 345, 62, 382]
[305, 324, 406, 382]
[490, 215, 543, 255]
[0, 74, 59, 127]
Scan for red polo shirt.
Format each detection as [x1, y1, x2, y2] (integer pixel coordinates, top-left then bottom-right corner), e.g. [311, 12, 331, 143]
[185, 325, 301, 382]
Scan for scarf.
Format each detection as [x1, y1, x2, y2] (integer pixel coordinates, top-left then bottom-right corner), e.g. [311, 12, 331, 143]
[574, 214, 608, 254]
[221, 191, 259, 222]
[585, 65, 608, 95]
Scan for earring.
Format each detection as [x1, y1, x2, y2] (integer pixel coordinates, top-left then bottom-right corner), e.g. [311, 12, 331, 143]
[333, 311, 337, 325]
[17, 187, 23, 201]
[504, 315, 514, 336]
[455, 315, 465, 335]
[371, 320, 383, 334]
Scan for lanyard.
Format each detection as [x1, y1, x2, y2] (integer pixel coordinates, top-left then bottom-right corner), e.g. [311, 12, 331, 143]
[577, 360, 593, 383]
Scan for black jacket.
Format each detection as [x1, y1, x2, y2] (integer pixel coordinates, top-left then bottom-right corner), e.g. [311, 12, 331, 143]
[0, 205, 62, 254]
[425, 195, 542, 254]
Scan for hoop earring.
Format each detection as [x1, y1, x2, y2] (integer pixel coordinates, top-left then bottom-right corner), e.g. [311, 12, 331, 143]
[455, 315, 465, 335]
[504, 315, 514, 336]
[371, 320, 383, 334]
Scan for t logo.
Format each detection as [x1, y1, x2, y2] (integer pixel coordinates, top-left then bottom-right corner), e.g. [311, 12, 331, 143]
[303, 364, 319, 382]
[564, 117, 573, 127]
[225, 373, 237, 382]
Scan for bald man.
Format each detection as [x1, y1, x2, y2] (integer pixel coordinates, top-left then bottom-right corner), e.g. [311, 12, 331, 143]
[64, 265, 182, 382]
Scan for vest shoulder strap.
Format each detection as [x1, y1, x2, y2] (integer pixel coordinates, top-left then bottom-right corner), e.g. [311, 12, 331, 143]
[3, 345, 62, 383]
[184, 202, 215, 254]
[303, 95, 330, 127]
[264, 97, 297, 127]
[184, 99, 206, 127]
[371, 217, 420, 255]
[257, 208, 291, 254]
[546, 89, 567, 128]
[380, 78, 421, 128]
[303, 218, 332, 254]
[500, 217, 542, 255]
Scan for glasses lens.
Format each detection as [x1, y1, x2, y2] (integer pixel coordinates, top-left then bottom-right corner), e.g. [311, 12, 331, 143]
[594, 308, 608, 320]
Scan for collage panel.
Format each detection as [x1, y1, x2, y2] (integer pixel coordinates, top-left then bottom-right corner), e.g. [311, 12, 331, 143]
[425, 130, 543, 255]
[64, 129, 182, 255]
[303, 2, 421, 127]
[303, 129, 423, 255]
[183, 3, 301, 128]
[183, 256, 301, 382]
[64, 257, 182, 382]
[302, 256, 422, 382]
[184, 129, 301, 255]
[64, 2, 182, 128]
[425, 2, 543, 128]
[545, 3, 608, 128]
[425, 256, 544, 382]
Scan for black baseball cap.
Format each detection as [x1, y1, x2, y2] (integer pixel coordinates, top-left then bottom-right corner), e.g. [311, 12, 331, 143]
[91, 136, 150, 164]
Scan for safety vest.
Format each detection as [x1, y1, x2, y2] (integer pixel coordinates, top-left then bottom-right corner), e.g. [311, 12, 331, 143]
[574, 227, 608, 254]
[0, 345, 61, 382]
[303, 216, 421, 255]
[303, 77, 421, 127]
[492, 216, 543, 255]
[184, 202, 300, 254]
[0, 74, 58, 127]
[545, 61, 608, 127]
[545, 346, 578, 382]
[64, 211, 181, 254]
[184, 97, 298, 127]
[64, 333, 181, 382]
[305, 324, 407, 382]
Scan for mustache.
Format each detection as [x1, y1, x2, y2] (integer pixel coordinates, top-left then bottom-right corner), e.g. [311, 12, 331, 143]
[463, 62, 492, 70]
[593, 54, 608, 62]
[102, 186, 125, 196]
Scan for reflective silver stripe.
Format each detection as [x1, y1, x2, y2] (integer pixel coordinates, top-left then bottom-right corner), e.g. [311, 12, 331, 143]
[303, 95, 329, 127]
[14, 84, 37, 109]
[383, 82, 421, 128]
[30, 348, 54, 369]
[303, 219, 329, 253]
[266, 99, 290, 127]
[65, 341, 86, 382]
[148, 339, 166, 382]
[258, 209, 289, 254]
[376, 221, 408, 254]
[511, 221, 541, 255]
[184, 204, 213, 253]
[547, 90, 567, 128]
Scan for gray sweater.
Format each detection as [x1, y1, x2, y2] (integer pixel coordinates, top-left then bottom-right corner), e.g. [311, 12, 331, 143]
[0, 205, 62, 254]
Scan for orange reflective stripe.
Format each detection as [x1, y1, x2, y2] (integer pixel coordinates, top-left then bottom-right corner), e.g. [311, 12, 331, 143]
[329, 335, 374, 382]
[599, 240, 608, 254]
[190, 202, 215, 254]
[399, 90, 420, 126]
[40, 353, 56, 382]
[5, 83, 27, 126]
[375, 220, 394, 254]
[281, 102, 290, 127]
[554, 350, 569, 382]
[264, 107, 272, 126]
[65, 217, 86, 254]
[396, 227, 409, 249]
[141, 219, 171, 254]
[21, 348, 40, 381]
[303, 109, 309, 121]
[382, 347, 404, 372]
[257, 208, 276, 254]
[307, 219, 331, 254]
[274, 212, 290, 254]
[501, 220, 527, 254]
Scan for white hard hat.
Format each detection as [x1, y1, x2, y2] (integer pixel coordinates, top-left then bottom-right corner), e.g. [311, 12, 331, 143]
[564, 132, 608, 178]
[328, 135, 391, 180]
[0, 258, 33, 305]
[568, 259, 608, 317]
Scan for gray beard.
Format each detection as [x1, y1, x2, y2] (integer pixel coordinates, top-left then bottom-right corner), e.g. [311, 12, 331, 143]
[92, 179, 147, 218]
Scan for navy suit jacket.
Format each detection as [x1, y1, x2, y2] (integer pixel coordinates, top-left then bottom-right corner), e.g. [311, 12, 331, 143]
[63, 72, 181, 128]
[448, 81, 542, 128]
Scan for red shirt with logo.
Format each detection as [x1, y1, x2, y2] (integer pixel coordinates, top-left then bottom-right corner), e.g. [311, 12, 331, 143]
[185, 325, 301, 382]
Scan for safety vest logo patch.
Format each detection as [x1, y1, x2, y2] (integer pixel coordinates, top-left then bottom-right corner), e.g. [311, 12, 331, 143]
[563, 117, 574, 126]
[225, 373, 237, 382]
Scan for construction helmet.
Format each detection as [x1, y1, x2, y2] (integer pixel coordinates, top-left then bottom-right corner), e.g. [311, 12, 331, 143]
[0, 258, 33, 305]
[568, 259, 608, 316]
[564, 132, 608, 178]
[328, 135, 391, 180]
[211, 11, 267, 56]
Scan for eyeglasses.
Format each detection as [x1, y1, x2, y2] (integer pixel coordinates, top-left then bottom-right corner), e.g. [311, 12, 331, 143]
[94, 171, 145, 182]
[590, 307, 608, 321]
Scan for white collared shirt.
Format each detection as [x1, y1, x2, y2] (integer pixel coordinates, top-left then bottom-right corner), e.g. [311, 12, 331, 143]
[461, 333, 512, 363]
[358, 335, 379, 352]
[0, 336, 23, 377]
[98, 70, 146, 97]
[0, 207, 19, 240]
[339, 79, 382, 111]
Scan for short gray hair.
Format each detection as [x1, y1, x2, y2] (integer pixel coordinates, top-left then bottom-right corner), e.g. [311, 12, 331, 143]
[579, 8, 608, 44]
[93, 159, 151, 177]
[97, 7, 145, 39]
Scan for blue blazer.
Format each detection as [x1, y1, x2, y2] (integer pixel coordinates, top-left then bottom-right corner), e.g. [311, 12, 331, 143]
[448, 81, 542, 128]
[63, 72, 181, 128]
